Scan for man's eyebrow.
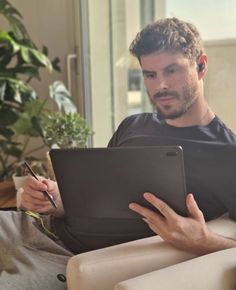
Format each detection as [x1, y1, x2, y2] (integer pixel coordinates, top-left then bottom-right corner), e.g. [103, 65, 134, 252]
[163, 63, 178, 70]
[142, 63, 179, 74]
[142, 70, 156, 74]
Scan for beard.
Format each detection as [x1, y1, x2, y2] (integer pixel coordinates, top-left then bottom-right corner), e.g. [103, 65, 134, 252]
[149, 80, 199, 120]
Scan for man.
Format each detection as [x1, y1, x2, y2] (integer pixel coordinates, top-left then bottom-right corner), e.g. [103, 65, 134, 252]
[107, 17, 236, 254]
[21, 18, 236, 256]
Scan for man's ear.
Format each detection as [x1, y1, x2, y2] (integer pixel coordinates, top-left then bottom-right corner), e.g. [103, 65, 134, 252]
[197, 63, 205, 72]
[196, 54, 208, 78]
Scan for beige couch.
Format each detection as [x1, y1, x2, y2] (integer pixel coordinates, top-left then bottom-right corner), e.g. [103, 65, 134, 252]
[114, 247, 236, 290]
[66, 215, 236, 290]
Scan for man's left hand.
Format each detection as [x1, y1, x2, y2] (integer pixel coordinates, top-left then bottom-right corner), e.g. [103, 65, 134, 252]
[129, 192, 215, 255]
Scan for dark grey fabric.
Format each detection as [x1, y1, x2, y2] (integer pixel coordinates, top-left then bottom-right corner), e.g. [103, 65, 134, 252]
[0, 211, 72, 290]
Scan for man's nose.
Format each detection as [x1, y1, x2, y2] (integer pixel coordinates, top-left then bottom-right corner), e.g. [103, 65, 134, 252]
[155, 75, 168, 91]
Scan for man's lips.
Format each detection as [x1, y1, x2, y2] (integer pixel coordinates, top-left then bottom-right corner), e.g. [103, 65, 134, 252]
[154, 95, 176, 104]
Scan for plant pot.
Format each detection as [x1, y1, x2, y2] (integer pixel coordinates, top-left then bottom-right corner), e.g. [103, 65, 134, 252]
[0, 180, 17, 209]
[12, 175, 43, 209]
[12, 175, 27, 210]
[12, 175, 28, 191]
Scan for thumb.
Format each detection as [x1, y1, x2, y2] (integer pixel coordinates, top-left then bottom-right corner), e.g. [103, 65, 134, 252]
[186, 193, 205, 222]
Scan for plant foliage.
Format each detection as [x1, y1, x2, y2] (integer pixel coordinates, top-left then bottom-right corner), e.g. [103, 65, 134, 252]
[0, 0, 91, 181]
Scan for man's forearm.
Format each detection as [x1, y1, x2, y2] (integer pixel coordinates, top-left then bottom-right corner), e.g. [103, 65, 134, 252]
[198, 231, 236, 255]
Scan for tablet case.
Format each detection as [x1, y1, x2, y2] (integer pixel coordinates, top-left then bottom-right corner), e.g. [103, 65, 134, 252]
[50, 146, 187, 219]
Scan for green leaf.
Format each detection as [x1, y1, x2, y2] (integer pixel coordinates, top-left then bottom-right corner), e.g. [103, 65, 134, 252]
[0, 32, 51, 71]
[20, 46, 32, 63]
[0, 77, 37, 103]
[2, 66, 40, 80]
[0, 138, 20, 149]
[24, 99, 47, 118]
[8, 99, 47, 137]
[0, 30, 20, 53]
[4, 7, 22, 18]
[0, 77, 33, 93]
[0, 104, 18, 126]
[0, 70, 16, 78]
[0, 46, 13, 68]
[51, 57, 61, 72]
[0, 82, 7, 100]
[0, 127, 14, 138]
[5, 146, 22, 158]
[9, 112, 39, 136]
[31, 116, 44, 137]
[0, 0, 7, 11]
[42, 45, 48, 56]
[49, 81, 77, 114]
[0, 0, 22, 18]
[30, 48, 53, 71]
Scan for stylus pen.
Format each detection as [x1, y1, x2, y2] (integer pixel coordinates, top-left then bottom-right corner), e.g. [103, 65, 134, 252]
[24, 161, 57, 208]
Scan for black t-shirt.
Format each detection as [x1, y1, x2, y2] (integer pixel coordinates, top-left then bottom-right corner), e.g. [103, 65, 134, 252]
[53, 113, 236, 254]
[108, 113, 236, 221]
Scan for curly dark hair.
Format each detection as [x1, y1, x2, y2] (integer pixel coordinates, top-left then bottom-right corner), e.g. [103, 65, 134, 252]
[129, 18, 204, 63]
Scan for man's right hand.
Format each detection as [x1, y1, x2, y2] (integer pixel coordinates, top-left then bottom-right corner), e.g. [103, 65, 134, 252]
[20, 176, 64, 217]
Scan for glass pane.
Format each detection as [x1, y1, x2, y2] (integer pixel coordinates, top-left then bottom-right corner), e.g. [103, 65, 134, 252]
[86, 0, 155, 146]
[166, 0, 236, 40]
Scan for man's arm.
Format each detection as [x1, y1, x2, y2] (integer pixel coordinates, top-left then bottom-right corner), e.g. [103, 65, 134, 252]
[129, 192, 236, 255]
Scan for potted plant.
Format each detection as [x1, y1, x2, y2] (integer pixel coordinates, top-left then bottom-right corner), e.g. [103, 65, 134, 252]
[0, 1, 91, 207]
[42, 112, 92, 149]
[41, 111, 92, 179]
[0, 1, 52, 179]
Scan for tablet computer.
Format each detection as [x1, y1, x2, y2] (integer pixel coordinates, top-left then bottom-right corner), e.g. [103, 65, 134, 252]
[49, 146, 187, 219]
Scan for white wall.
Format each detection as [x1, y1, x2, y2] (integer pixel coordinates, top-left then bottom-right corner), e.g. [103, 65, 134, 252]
[205, 40, 236, 131]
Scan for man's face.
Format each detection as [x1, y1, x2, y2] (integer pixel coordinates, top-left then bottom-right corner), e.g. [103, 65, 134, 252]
[140, 52, 200, 119]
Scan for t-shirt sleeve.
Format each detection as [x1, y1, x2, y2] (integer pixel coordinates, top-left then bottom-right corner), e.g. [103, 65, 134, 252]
[107, 131, 119, 147]
[107, 115, 137, 147]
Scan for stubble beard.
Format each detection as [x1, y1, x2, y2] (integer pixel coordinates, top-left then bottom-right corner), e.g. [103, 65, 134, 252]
[150, 82, 199, 120]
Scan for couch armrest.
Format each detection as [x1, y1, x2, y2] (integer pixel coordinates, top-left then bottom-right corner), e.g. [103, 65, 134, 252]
[67, 215, 236, 290]
[115, 247, 236, 290]
[67, 235, 195, 290]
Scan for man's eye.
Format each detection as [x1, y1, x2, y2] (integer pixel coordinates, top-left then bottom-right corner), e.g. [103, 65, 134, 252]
[166, 67, 177, 74]
[144, 73, 155, 79]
